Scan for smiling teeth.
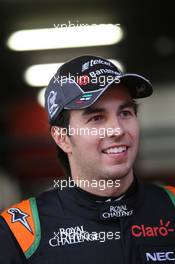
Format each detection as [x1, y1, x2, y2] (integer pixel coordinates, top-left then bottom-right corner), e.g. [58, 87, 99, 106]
[104, 146, 127, 154]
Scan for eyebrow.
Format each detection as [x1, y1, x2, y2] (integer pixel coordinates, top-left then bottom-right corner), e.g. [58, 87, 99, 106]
[119, 100, 138, 112]
[82, 107, 106, 116]
[81, 100, 138, 116]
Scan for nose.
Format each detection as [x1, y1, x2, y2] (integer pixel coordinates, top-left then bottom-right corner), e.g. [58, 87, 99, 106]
[106, 116, 125, 138]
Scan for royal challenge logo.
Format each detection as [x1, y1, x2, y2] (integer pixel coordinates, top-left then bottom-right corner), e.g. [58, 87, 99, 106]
[101, 204, 133, 219]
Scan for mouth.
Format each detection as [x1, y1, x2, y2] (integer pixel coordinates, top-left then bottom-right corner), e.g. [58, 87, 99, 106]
[102, 145, 128, 155]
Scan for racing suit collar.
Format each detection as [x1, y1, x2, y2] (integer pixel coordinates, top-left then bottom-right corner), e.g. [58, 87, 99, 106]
[65, 176, 143, 221]
[74, 176, 137, 203]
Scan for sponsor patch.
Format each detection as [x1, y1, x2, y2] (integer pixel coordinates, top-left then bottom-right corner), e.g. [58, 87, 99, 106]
[100, 204, 133, 220]
[131, 219, 174, 238]
[82, 59, 112, 72]
[8, 207, 33, 233]
[49, 225, 121, 247]
[139, 245, 175, 263]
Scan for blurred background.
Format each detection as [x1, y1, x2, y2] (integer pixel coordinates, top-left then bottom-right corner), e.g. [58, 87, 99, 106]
[0, 0, 175, 210]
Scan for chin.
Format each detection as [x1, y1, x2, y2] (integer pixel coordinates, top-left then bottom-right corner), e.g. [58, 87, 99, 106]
[102, 167, 132, 180]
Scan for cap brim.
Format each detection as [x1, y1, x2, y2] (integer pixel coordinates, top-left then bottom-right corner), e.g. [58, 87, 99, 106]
[64, 73, 153, 110]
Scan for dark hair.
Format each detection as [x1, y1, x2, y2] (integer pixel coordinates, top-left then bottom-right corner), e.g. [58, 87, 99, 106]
[52, 110, 71, 178]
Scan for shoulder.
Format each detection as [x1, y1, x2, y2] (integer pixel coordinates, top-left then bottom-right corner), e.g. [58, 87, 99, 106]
[36, 187, 69, 217]
[157, 184, 175, 207]
[140, 181, 175, 208]
[0, 187, 63, 259]
[1, 196, 40, 259]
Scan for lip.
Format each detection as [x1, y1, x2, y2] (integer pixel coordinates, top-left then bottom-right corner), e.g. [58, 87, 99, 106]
[101, 144, 129, 161]
[102, 144, 129, 153]
[101, 146, 129, 162]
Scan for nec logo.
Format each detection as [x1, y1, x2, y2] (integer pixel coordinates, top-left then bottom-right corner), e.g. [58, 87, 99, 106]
[146, 251, 175, 262]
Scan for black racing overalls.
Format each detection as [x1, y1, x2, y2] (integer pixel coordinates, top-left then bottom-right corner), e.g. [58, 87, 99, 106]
[0, 177, 175, 264]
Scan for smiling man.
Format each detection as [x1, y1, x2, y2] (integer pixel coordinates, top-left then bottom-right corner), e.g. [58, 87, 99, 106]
[1, 55, 175, 264]
[52, 85, 140, 197]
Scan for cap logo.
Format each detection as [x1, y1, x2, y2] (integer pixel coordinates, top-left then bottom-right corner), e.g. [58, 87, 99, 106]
[90, 59, 111, 67]
[82, 62, 90, 72]
[82, 59, 111, 72]
[47, 90, 59, 118]
[77, 75, 90, 86]
[137, 85, 146, 96]
[80, 93, 93, 101]
[75, 93, 93, 104]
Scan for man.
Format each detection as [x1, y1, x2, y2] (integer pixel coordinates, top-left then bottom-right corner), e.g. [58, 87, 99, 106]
[0, 55, 175, 264]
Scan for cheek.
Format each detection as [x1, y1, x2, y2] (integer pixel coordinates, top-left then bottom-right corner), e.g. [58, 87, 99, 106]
[81, 135, 102, 151]
[70, 134, 101, 152]
[127, 120, 140, 142]
[132, 124, 140, 147]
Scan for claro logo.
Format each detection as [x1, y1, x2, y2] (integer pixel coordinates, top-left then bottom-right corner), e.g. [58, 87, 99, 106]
[131, 219, 174, 238]
[146, 251, 175, 262]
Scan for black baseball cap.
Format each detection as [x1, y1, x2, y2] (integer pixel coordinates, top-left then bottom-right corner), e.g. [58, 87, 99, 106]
[45, 55, 153, 125]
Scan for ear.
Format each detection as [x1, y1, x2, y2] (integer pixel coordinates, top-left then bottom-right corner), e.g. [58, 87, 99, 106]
[51, 126, 72, 154]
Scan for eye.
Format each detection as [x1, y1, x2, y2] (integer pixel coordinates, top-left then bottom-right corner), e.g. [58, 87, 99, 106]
[88, 115, 104, 122]
[120, 110, 133, 118]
